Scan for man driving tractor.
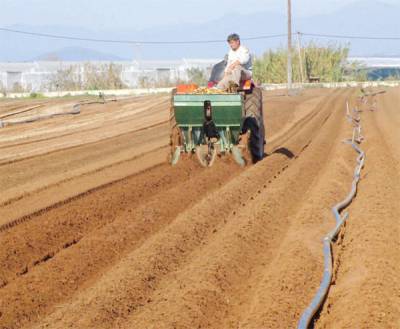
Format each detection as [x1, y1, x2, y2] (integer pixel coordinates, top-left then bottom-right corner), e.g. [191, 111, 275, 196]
[217, 33, 253, 90]
[169, 32, 264, 167]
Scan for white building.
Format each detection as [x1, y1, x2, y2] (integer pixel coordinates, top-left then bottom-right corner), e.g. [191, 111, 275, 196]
[0, 59, 219, 92]
[349, 57, 400, 68]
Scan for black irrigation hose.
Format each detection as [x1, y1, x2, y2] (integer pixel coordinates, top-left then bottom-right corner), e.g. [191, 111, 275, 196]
[0, 95, 116, 128]
[0, 105, 44, 120]
[0, 98, 114, 128]
[0, 105, 80, 128]
[297, 102, 366, 329]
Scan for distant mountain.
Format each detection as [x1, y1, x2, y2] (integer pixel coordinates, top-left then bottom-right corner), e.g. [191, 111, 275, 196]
[295, 0, 400, 56]
[1, 0, 399, 61]
[34, 47, 124, 61]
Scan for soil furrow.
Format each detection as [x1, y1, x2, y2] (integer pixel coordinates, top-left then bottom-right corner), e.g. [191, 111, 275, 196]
[315, 91, 400, 329]
[29, 90, 346, 329]
[0, 159, 241, 329]
[2, 88, 395, 329]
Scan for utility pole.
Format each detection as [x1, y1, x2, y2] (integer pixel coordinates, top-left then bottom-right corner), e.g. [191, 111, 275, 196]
[297, 32, 305, 84]
[287, 0, 293, 94]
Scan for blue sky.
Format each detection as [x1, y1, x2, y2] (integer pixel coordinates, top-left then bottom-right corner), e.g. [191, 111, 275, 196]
[1, 0, 399, 60]
[1, 0, 396, 30]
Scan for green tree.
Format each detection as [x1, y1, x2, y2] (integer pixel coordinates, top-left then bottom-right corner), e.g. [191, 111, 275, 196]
[254, 42, 365, 83]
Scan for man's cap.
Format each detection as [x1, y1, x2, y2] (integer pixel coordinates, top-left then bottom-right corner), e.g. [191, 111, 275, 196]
[227, 33, 240, 42]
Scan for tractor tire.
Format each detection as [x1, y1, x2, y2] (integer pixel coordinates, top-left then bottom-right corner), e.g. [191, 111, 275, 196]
[168, 89, 182, 164]
[243, 87, 265, 163]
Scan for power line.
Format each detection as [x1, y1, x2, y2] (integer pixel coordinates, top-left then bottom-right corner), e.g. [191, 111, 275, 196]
[2, 26, 400, 45]
[0, 27, 287, 45]
[301, 32, 400, 41]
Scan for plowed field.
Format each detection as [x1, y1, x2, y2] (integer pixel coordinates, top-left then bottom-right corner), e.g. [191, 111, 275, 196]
[0, 88, 398, 329]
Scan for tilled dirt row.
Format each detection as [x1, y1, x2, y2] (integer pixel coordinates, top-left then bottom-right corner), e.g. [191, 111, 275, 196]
[0, 90, 326, 228]
[1, 88, 397, 328]
[0, 96, 169, 164]
[315, 89, 400, 329]
[0, 88, 348, 328]
[0, 159, 245, 329]
[0, 96, 170, 217]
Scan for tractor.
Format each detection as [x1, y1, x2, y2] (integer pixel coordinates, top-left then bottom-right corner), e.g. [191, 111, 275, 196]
[169, 58, 265, 167]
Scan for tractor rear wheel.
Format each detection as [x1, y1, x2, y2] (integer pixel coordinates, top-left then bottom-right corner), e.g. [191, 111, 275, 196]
[243, 87, 265, 163]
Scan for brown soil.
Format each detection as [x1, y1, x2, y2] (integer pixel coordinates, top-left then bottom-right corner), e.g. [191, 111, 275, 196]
[315, 88, 400, 329]
[0, 88, 398, 329]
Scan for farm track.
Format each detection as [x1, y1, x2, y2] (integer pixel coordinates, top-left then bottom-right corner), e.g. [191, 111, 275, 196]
[0, 88, 398, 328]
